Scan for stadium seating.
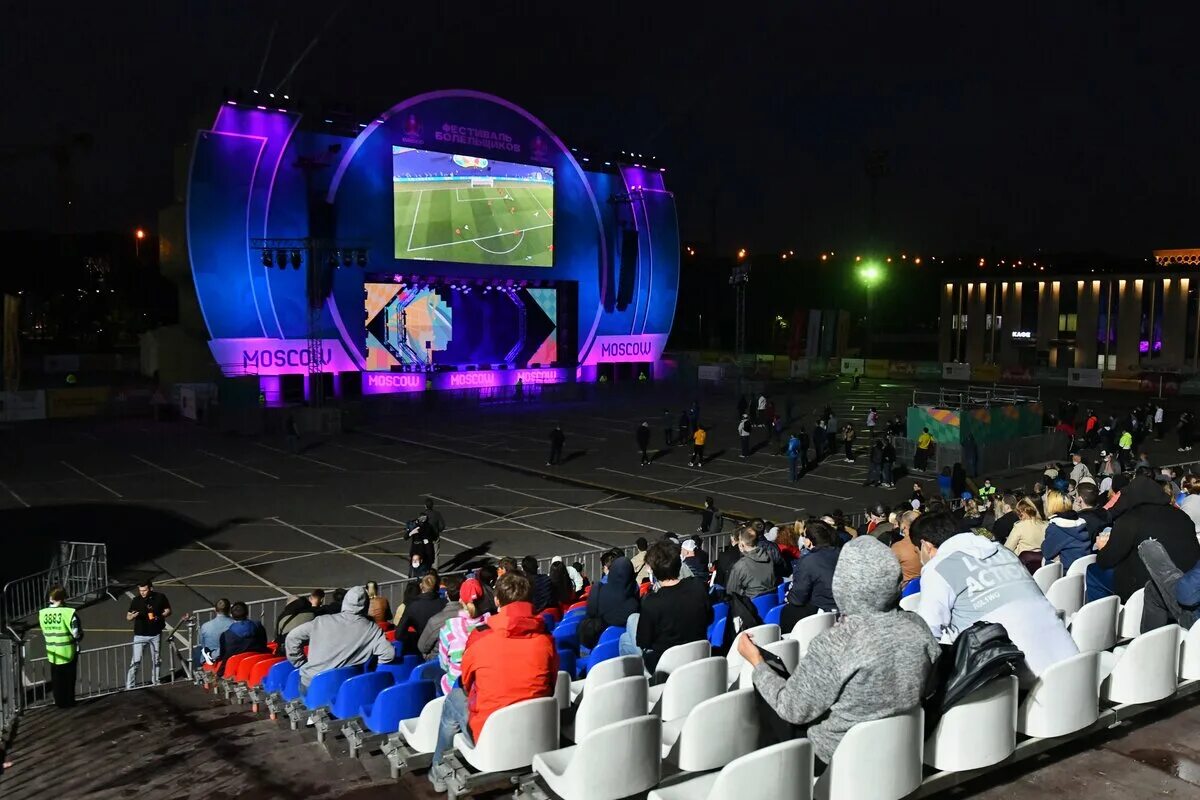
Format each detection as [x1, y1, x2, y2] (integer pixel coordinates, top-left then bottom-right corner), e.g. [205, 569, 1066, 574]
[556, 648, 578, 680]
[1069, 596, 1119, 652]
[262, 660, 296, 694]
[554, 670, 571, 712]
[1033, 562, 1063, 595]
[738, 637, 798, 688]
[650, 640, 710, 683]
[330, 671, 394, 720]
[1017, 651, 1101, 737]
[763, 604, 784, 626]
[375, 654, 423, 683]
[898, 592, 921, 612]
[408, 660, 444, 686]
[1117, 588, 1146, 639]
[1181, 620, 1200, 681]
[814, 708, 924, 800]
[707, 616, 726, 649]
[398, 695, 445, 754]
[246, 656, 286, 688]
[1100, 624, 1181, 705]
[567, 675, 647, 743]
[725, 624, 781, 685]
[532, 715, 662, 800]
[648, 739, 813, 800]
[541, 612, 557, 633]
[662, 687, 760, 771]
[785, 612, 834, 657]
[361, 680, 437, 736]
[1066, 553, 1098, 577]
[234, 653, 276, 684]
[776, 583, 790, 606]
[569, 654, 642, 703]
[281, 668, 303, 702]
[923, 675, 1018, 771]
[452, 696, 560, 773]
[576, 639, 620, 678]
[751, 593, 777, 621]
[553, 621, 581, 652]
[1046, 574, 1085, 621]
[710, 602, 728, 623]
[648, 656, 726, 721]
[302, 666, 363, 711]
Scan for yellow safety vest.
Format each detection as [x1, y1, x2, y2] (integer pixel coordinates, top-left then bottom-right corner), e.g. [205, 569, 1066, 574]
[39, 606, 77, 665]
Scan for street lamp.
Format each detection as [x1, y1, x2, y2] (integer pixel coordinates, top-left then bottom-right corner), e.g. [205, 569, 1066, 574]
[857, 262, 884, 356]
[134, 228, 146, 258]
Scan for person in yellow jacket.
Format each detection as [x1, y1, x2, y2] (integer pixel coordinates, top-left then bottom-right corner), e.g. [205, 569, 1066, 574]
[690, 425, 707, 468]
[914, 427, 935, 472]
[39, 587, 83, 708]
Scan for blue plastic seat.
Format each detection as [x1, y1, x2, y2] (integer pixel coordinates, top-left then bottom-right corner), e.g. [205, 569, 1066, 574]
[556, 648, 578, 679]
[375, 654, 422, 683]
[263, 660, 297, 694]
[541, 612, 557, 633]
[553, 621, 580, 652]
[408, 659, 445, 685]
[776, 582, 790, 606]
[711, 602, 728, 622]
[361, 680, 438, 735]
[598, 625, 624, 646]
[302, 665, 364, 711]
[391, 641, 407, 662]
[563, 606, 587, 622]
[764, 604, 784, 627]
[576, 639, 620, 678]
[752, 593, 778, 622]
[281, 667, 303, 702]
[330, 671, 394, 719]
[708, 616, 726, 649]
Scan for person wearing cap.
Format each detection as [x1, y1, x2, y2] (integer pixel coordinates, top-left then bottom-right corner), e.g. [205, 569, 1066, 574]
[418, 575, 467, 658]
[435, 577, 492, 696]
[680, 538, 707, 578]
[1069, 452, 1092, 485]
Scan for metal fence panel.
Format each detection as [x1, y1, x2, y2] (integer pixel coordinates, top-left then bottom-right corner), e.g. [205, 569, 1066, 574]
[21, 635, 186, 709]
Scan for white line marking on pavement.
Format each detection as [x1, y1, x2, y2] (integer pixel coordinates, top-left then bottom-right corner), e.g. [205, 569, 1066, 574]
[254, 442, 348, 472]
[132, 455, 206, 488]
[350, 505, 498, 558]
[424, 494, 617, 551]
[654, 461, 848, 500]
[274, 517, 408, 578]
[488, 485, 670, 533]
[199, 449, 280, 479]
[61, 460, 123, 498]
[195, 541, 287, 595]
[331, 443, 408, 465]
[0, 480, 29, 507]
[596, 467, 807, 514]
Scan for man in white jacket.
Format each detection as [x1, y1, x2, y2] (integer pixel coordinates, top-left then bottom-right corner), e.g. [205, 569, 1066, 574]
[909, 512, 1077, 677]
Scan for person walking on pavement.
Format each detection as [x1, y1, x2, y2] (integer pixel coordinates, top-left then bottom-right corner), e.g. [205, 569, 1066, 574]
[126, 580, 171, 689]
[798, 427, 811, 472]
[914, 427, 934, 472]
[690, 425, 707, 468]
[663, 409, 675, 447]
[678, 410, 690, 446]
[842, 422, 857, 462]
[40, 586, 83, 708]
[757, 393, 768, 426]
[636, 421, 652, 466]
[866, 407, 878, 438]
[547, 425, 566, 465]
[813, 420, 826, 463]
[786, 432, 803, 483]
[881, 436, 897, 488]
[1118, 427, 1134, 470]
[738, 414, 752, 459]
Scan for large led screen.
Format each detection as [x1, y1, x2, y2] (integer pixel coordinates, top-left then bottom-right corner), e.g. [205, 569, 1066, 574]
[392, 147, 554, 267]
[364, 282, 559, 369]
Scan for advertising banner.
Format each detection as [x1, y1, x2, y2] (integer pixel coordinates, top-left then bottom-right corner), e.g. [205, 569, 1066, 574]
[209, 339, 361, 376]
[971, 363, 1001, 382]
[1001, 366, 1033, 383]
[888, 361, 917, 379]
[46, 387, 111, 418]
[916, 362, 943, 379]
[865, 359, 890, 379]
[581, 333, 669, 365]
[1068, 368, 1102, 389]
[840, 358, 863, 376]
[0, 390, 46, 421]
[942, 363, 971, 381]
[698, 365, 725, 382]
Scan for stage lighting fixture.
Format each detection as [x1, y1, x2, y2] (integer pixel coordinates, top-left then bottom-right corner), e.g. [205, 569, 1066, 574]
[276, 250, 288, 268]
[342, 250, 353, 267]
[289, 250, 302, 269]
[356, 249, 367, 267]
[261, 251, 273, 267]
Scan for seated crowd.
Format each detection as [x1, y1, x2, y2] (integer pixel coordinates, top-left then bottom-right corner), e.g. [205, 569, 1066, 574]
[198, 453, 1200, 796]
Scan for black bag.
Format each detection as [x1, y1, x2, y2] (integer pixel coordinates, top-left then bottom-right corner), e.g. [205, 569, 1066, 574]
[924, 621, 1023, 733]
[720, 593, 764, 655]
[578, 615, 607, 651]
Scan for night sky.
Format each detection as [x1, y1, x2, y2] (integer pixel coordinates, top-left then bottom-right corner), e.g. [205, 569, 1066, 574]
[4, 2, 1199, 257]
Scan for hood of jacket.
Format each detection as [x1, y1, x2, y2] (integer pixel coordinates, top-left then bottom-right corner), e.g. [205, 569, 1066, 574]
[935, 530, 1002, 563]
[743, 547, 771, 565]
[340, 585, 369, 616]
[605, 557, 636, 595]
[831, 535, 902, 614]
[1112, 476, 1170, 517]
[485, 601, 545, 638]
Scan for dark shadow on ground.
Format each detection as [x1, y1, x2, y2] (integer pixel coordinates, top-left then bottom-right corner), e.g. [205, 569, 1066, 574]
[560, 450, 588, 464]
[650, 448, 673, 463]
[437, 542, 494, 574]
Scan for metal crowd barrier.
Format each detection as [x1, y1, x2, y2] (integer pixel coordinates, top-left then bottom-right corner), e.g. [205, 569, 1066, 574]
[2, 542, 109, 635]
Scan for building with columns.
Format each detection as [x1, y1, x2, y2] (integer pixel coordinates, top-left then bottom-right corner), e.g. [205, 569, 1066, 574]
[939, 249, 1200, 373]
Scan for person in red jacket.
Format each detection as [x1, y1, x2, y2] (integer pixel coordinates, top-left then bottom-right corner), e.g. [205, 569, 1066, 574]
[429, 572, 558, 791]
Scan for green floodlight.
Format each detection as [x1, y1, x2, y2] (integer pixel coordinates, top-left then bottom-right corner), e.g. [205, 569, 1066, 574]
[859, 263, 883, 285]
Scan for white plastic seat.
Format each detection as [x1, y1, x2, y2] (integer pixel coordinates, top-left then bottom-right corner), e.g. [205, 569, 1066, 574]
[726, 624, 780, 685]
[652, 640, 710, 681]
[648, 738, 813, 800]
[1033, 561, 1063, 595]
[814, 708, 924, 800]
[453, 696, 559, 772]
[739, 637, 799, 688]
[898, 593, 921, 612]
[648, 656, 726, 721]
[533, 715, 662, 800]
[1069, 596, 1119, 652]
[1066, 553, 1098, 577]
[554, 670, 571, 712]
[568, 675, 648, 743]
[398, 695, 444, 753]
[1017, 651, 1101, 737]
[1117, 588, 1146, 639]
[569, 654, 642, 703]
[785, 612, 835, 657]
[662, 687, 760, 771]
[1045, 574, 1085, 621]
[924, 676, 1018, 771]
[1179, 620, 1200, 681]
[1099, 624, 1181, 705]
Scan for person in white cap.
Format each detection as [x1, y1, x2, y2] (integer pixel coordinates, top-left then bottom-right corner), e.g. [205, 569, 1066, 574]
[680, 539, 707, 578]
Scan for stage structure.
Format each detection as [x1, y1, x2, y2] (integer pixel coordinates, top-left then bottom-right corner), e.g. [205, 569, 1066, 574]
[186, 90, 679, 403]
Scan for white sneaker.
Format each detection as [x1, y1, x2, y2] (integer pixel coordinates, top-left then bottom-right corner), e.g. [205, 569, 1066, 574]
[202, 648, 215, 666]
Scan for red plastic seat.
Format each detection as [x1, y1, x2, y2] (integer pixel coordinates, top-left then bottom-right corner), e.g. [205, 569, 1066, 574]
[247, 656, 286, 688]
[266, 641, 279, 654]
[234, 653, 276, 683]
[639, 582, 653, 597]
[385, 629, 398, 642]
[220, 652, 257, 679]
[566, 600, 587, 613]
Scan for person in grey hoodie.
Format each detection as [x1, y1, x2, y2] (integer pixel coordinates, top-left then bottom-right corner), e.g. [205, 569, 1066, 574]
[739, 535, 940, 769]
[725, 527, 779, 599]
[285, 585, 395, 690]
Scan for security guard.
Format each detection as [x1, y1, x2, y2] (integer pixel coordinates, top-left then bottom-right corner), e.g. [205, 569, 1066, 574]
[38, 587, 83, 708]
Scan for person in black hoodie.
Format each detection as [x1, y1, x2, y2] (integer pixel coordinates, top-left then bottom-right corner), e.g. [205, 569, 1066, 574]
[581, 556, 640, 648]
[990, 494, 1019, 542]
[780, 519, 840, 633]
[1096, 475, 1200, 602]
[395, 574, 447, 654]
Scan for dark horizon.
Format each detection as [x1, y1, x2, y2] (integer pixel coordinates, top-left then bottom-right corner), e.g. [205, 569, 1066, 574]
[4, 2, 1198, 257]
